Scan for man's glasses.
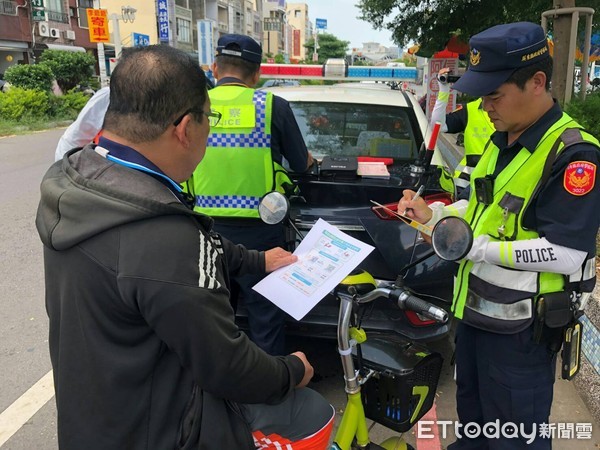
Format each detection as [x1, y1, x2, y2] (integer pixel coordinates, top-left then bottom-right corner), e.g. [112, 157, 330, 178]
[173, 109, 222, 127]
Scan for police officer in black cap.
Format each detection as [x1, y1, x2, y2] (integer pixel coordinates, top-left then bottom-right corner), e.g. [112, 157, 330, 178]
[189, 34, 314, 356]
[399, 22, 600, 449]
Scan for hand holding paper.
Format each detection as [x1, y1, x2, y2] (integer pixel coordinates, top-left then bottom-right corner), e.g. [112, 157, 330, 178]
[253, 219, 374, 321]
[264, 247, 298, 272]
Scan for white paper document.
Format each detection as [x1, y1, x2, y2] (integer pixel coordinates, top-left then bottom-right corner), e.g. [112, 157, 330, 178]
[253, 218, 375, 321]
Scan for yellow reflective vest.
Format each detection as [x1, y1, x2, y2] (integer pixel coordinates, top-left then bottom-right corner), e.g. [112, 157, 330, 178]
[190, 85, 292, 218]
[453, 113, 599, 333]
[453, 99, 495, 190]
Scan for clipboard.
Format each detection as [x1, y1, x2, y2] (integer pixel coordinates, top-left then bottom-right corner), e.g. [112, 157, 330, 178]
[370, 200, 433, 236]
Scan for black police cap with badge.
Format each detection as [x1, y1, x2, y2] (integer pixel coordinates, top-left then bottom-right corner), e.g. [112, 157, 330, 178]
[216, 34, 262, 64]
[452, 22, 550, 97]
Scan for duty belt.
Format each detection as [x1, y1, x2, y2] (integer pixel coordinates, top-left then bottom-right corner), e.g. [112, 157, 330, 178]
[465, 291, 533, 321]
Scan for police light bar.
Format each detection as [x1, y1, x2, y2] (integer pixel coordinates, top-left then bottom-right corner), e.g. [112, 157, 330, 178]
[260, 58, 418, 82]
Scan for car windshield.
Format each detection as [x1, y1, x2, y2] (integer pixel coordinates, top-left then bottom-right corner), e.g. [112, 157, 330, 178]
[288, 102, 418, 161]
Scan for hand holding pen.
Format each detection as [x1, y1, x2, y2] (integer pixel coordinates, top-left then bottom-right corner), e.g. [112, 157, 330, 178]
[402, 185, 425, 215]
[397, 186, 432, 224]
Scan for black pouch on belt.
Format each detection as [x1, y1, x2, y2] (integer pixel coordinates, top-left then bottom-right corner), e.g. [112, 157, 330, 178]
[533, 292, 572, 347]
[539, 291, 572, 328]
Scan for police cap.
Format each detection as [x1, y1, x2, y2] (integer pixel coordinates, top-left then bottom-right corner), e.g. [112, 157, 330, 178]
[216, 34, 262, 64]
[453, 22, 550, 97]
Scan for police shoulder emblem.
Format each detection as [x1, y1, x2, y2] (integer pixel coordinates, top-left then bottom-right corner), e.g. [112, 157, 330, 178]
[470, 48, 481, 66]
[564, 161, 596, 196]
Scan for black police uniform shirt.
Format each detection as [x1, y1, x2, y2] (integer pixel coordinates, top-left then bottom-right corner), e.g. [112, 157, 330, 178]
[215, 77, 309, 172]
[459, 101, 600, 255]
[445, 105, 469, 134]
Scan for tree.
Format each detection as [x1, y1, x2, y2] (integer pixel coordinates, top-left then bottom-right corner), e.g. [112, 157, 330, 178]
[39, 50, 96, 93]
[304, 33, 349, 64]
[4, 64, 54, 92]
[357, 0, 600, 57]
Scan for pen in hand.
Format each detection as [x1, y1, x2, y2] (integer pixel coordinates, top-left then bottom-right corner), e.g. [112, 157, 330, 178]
[403, 185, 425, 215]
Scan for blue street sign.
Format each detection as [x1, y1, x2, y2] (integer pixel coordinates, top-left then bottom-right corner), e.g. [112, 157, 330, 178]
[157, 0, 170, 43]
[197, 19, 214, 67]
[315, 18, 327, 30]
[132, 33, 150, 47]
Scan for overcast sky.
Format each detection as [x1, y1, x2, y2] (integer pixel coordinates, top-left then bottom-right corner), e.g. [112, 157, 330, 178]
[300, 0, 397, 50]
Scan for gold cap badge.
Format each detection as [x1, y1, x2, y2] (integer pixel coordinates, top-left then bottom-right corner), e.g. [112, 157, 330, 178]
[470, 48, 481, 66]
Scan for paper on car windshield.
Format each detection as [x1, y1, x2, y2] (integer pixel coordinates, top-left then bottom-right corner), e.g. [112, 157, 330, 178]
[253, 219, 374, 321]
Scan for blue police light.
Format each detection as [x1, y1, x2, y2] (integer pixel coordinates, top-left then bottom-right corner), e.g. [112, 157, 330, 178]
[261, 60, 418, 82]
[348, 66, 418, 80]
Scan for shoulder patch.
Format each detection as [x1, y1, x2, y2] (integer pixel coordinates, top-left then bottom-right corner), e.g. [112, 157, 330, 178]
[563, 161, 596, 196]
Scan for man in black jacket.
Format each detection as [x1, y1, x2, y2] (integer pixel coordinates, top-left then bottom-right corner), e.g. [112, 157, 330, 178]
[36, 45, 333, 449]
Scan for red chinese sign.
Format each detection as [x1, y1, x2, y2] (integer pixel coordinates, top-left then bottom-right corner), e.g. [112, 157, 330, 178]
[426, 58, 458, 120]
[86, 8, 109, 43]
[293, 29, 301, 57]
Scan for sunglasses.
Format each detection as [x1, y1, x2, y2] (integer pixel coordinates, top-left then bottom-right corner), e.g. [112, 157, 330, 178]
[173, 109, 222, 127]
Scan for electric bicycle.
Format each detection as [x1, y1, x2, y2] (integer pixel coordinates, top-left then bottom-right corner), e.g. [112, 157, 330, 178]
[257, 191, 473, 450]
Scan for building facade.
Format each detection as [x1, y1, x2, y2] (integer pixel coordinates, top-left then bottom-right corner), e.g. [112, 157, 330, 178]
[261, 0, 284, 57]
[351, 41, 401, 65]
[285, 2, 308, 62]
[1, 0, 262, 80]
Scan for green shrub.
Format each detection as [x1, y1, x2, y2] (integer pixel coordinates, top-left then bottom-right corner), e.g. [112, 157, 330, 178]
[4, 64, 54, 91]
[0, 87, 49, 120]
[47, 90, 90, 119]
[565, 91, 600, 140]
[40, 50, 96, 93]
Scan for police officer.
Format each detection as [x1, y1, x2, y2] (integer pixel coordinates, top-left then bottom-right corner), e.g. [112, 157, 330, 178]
[189, 34, 313, 356]
[399, 22, 599, 449]
[430, 67, 495, 194]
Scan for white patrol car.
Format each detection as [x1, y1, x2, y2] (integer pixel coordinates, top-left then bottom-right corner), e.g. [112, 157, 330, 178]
[240, 62, 457, 342]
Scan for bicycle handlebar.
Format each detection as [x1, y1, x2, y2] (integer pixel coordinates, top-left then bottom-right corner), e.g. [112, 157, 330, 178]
[354, 287, 448, 323]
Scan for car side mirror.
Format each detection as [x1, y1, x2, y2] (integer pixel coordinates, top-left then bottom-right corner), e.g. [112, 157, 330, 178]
[430, 216, 473, 261]
[258, 191, 290, 225]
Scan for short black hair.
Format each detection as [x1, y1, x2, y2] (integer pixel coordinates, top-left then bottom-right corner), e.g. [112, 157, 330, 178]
[215, 54, 260, 80]
[104, 45, 207, 142]
[505, 57, 553, 91]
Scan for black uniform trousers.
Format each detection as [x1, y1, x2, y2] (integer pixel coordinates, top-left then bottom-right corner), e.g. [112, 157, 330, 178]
[213, 221, 287, 356]
[448, 321, 557, 450]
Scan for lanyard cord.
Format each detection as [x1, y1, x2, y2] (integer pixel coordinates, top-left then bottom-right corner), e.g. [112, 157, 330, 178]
[95, 146, 184, 193]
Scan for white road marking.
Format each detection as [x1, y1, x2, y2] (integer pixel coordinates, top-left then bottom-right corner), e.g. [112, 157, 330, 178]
[0, 370, 55, 447]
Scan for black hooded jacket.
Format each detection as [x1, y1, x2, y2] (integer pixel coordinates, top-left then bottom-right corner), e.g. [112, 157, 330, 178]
[35, 146, 304, 449]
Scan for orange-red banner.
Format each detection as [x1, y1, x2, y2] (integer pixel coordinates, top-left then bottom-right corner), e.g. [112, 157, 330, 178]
[86, 8, 109, 43]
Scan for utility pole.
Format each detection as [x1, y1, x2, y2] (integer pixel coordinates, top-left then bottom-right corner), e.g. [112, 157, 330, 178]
[312, 29, 318, 62]
[543, 1, 595, 104]
[93, 0, 109, 87]
[551, 0, 576, 106]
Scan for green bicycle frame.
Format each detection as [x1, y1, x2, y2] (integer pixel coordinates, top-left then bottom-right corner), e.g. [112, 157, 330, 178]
[330, 291, 372, 450]
[333, 391, 369, 449]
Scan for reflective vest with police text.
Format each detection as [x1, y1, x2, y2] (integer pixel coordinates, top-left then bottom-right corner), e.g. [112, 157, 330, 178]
[453, 113, 599, 333]
[191, 86, 291, 218]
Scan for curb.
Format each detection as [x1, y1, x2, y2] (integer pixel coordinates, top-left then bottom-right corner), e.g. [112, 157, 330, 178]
[573, 283, 600, 424]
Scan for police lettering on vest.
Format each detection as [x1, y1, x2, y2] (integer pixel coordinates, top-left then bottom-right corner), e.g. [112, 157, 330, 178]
[514, 248, 558, 264]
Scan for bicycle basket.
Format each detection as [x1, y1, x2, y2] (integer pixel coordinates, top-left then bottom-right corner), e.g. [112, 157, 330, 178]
[354, 335, 443, 433]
